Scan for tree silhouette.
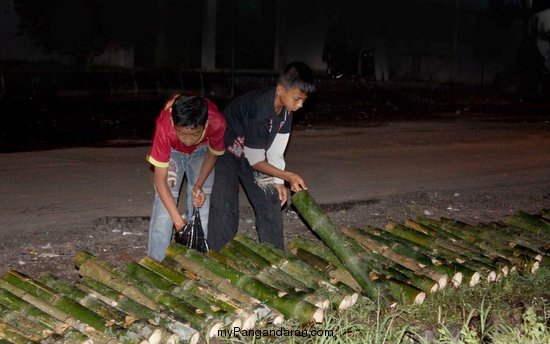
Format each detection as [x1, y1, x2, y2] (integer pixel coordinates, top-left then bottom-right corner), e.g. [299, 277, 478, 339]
[14, 0, 162, 66]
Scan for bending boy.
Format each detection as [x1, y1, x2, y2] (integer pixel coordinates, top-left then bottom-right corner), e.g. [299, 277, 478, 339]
[147, 94, 226, 260]
[208, 61, 315, 251]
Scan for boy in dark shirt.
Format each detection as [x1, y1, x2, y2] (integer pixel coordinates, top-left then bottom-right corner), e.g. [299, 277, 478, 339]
[208, 61, 316, 250]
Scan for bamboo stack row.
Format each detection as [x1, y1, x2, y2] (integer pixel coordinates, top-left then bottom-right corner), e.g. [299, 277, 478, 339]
[0, 191, 548, 343]
[291, 191, 550, 308]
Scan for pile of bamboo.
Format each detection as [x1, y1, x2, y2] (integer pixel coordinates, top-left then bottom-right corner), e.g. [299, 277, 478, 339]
[0, 191, 548, 343]
[291, 191, 550, 308]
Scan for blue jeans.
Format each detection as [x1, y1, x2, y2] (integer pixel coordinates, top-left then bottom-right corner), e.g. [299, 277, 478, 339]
[148, 145, 214, 261]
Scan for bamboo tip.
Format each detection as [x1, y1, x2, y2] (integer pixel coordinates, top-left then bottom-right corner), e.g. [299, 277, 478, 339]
[189, 332, 200, 344]
[313, 308, 324, 323]
[452, 273, 463, 288]
[414, 292, 426, 305]
[469, 272, 481, 287]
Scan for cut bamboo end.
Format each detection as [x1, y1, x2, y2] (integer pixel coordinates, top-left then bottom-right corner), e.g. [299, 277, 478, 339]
[486, 271, 497, 283]
[451, 272, 463, 288]
[147, 329, 163, 344]
[312, 308, 324, 323]
[229, 318, 243, 331]
[437, 275, 448, 290]
[535, 254, 543, 262]
[501, 266, 509, 276]
[429, 283, 439, 294]
[414, 292, 426, 305]
[206, 320, 224, 338]
[240, 312, 257, 330]
[530, 261, 540, 273]
[188, 332, 200, 344]
[468, 272, 481, 287]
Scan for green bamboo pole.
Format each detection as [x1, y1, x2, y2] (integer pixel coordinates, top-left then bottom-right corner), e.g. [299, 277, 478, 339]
[0, 304, 47, 342]
[1, 271, 138, 341]
[75, 252, 159, 312]
[291, 191, 397, 307]
[166, 243, 324, 323]
[216, 243, 330, 310]
[0, 288, 71, 337]
[76, 278, 199, 344]
[124, 261, 250, 331]
[232, 234, 359, 310]
[406, 219, 513, 276]
[0, 320, 39, 344]
[160, 257, 285, 326]
[74, 251, 223, 338]
[385, 223, 500, 282]
[424, 217, 545, 271]
[505, 211, 550, 236]
[288, 239, 362, 291]
[0, 279, 121, 344]
[359, 226, 483, 287]
[37, 272, 178, 344]
[342, 226, 447, 290]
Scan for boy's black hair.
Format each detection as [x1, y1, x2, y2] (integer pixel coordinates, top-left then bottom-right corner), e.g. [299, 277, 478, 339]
[278, 61, 316, 94]
[171, 95, 208, 128]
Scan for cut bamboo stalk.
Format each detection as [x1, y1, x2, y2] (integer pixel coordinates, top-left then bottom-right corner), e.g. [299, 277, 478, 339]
[0, 288, 70, 336]
[232, 234, 359, 310]
[0, 319, 40, 344]
[342, 226, 447, 290]
[161, 257, 284, 326]
[0, 304, 49, 342]
[385, 223, 498, 282]
[359, 226, 480, 287]
[166, 244, 324, 324]
[291, 191, 397, 307]
[77, 278, 199, 344]
[124, 261, 250, 331]
[75, 252, 223, 338]
[505, 211, 550, 236]
[37, 272, 177, 344]
[290, 245, 363, 296]
[0, 279, 121, 344]
[138, 256, 257, 330]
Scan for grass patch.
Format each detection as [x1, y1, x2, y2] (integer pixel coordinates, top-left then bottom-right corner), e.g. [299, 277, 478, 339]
[210, 267, 550, 343]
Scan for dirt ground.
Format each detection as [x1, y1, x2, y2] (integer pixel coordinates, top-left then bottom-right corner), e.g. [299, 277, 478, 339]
[1, 116, 549, 284]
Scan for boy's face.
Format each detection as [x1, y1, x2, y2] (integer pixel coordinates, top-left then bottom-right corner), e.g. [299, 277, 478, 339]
[175, 125, 204, 146]
[276, 85, 308, 112]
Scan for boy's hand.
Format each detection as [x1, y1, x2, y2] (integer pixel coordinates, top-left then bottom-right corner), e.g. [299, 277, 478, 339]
[192, 185, 206, 208]
[275, 184, 288, 206]
[287, 173, 307, 192]
[173, 215, 185, 232]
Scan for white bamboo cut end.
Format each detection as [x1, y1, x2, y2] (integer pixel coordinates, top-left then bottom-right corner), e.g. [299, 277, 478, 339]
[312, 308, 324, 323]
[189, 332, 200, 344]
[438, 275, 448, 290]
[469, 272, 481, 287]
[429, 283, 439, 293]
[451, 272, 463, 288]
[486, 271, 497, 283]
[206, 320, 224, 338]
[414, 292, 426, 305]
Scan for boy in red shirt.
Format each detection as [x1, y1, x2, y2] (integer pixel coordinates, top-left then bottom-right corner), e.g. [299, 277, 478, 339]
[147, 94, 226, 260]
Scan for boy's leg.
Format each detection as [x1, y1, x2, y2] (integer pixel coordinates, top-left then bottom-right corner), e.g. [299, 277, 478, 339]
[147, 150, 185, 261]
[239, 162, 284, 250]
[207, 153, 240, 251]
[185, 145, 214, 237]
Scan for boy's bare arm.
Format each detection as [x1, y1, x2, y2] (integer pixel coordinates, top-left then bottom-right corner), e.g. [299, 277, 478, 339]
[192, 149, 218, 207]
[251, 160, 307, 192]
[154, 166, 185, 230]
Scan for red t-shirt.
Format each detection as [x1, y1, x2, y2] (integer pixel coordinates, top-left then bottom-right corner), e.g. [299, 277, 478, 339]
[147, 96, 226, 168]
